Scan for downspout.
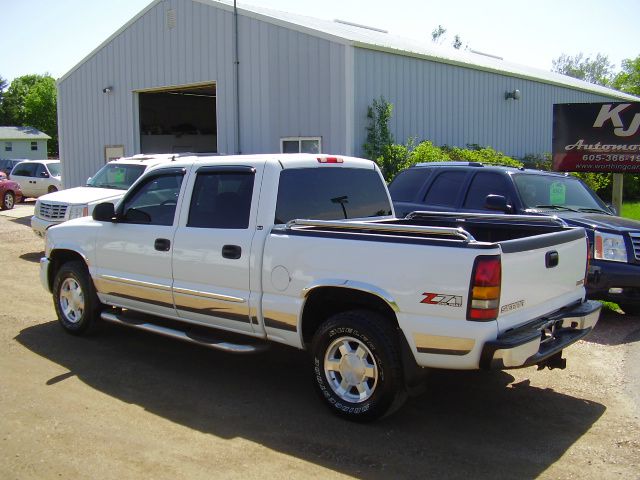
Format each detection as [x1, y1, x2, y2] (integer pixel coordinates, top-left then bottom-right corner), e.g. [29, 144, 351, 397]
[234, 0, 241, 154]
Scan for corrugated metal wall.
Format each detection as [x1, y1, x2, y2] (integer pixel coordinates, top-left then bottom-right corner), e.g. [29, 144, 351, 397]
[353, 48, 617, 158]
[58, 0, 346, 187]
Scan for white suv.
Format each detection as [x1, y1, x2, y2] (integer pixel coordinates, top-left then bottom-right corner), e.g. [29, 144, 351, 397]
[10, 160, 62, 198]
[31, 154, 181, 237]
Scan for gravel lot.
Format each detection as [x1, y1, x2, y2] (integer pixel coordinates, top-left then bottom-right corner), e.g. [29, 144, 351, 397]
[1, 203, 639, 479]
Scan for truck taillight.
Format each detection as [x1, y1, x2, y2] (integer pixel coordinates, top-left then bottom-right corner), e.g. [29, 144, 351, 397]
[317, 156, 343, 164]
[468, 256, 501, 321]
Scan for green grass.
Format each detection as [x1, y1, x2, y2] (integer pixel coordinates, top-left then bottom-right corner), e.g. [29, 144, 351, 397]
[621, 202, 640, 220]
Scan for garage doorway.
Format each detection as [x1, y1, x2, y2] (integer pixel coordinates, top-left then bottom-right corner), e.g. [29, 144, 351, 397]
[138, 83, 217, 154]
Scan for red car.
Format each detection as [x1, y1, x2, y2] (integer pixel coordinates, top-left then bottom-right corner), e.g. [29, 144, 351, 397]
[0, 171, 23, 210]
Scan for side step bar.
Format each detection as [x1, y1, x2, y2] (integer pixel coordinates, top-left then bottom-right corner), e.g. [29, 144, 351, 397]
[100, 311, 269, 354]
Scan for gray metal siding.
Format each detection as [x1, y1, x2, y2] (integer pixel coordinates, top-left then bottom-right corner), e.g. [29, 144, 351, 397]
[58, 0, 346, 187]
[353, 48, 620, 158]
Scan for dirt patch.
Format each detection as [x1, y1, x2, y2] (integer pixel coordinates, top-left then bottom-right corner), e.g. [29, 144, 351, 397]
[0, 212, 638, 479]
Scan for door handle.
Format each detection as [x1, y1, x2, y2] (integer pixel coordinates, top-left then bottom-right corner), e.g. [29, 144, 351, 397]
[545, 251, 559, 268]
[222, 244, 242, 259]
[154, 238, 171, 251]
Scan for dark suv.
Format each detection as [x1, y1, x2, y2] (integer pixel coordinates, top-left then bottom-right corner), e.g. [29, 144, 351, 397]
[389, 162, 640, 315]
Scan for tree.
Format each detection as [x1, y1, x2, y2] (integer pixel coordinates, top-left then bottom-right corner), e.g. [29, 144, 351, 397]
[0, 74, 58, 156]
[430, 25, 467, 50]
[612, 54, 640, 96]
[551, 53, 614, 86]
[363, 96, 394, 162]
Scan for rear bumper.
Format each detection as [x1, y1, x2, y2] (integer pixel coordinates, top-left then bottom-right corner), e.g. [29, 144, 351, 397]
[480, 300, 601, 370]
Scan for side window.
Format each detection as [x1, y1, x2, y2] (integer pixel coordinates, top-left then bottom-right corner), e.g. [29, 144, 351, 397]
[423, 171, 467, 207]
[35, 163, 47, 177]
[187, 171, 254, 229]
[12, 163, 37, 177]
[463, 173, 510, 210]
[120, 171, 184, 226]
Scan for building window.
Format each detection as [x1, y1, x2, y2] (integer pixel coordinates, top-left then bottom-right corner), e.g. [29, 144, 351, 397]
[31, 142, 38, 151]
[5, 142, 12, 152]
[280, 137, 321, 154]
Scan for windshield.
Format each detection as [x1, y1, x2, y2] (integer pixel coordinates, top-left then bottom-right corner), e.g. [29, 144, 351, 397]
[513, 173, 609, 213]
[87, 163, 147, 190]
[47, 162, 61, 177]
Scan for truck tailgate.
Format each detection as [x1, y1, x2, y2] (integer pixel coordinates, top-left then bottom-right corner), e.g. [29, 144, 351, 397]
[497, 228, 587, 332]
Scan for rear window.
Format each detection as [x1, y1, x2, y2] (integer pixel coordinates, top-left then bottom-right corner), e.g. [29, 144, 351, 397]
[388, 168, 431, 202]
[275, 168, 392, 224]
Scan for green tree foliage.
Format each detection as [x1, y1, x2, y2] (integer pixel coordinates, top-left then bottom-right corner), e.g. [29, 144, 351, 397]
[363, 96, 394, 162]
[408, 140, 446, 164]
[551, 53, 614, 86]
[612, 55, 640, 95]
[0, 74, 58, 156]
[442, 144, 522, 167]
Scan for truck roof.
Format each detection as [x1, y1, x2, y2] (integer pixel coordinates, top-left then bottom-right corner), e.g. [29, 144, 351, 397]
[410, 161, 573, 179]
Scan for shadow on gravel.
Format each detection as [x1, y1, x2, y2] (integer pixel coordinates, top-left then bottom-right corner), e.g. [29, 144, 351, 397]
[9, 216, 32, 227]
[20, 251, 44, 263]
[583, 309, 640, 347]
[17, 321, 606, 480]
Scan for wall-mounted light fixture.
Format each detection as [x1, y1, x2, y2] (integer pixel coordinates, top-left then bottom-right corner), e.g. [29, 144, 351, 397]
[102, 86, 113, 94]
[505, 89, 521, 100]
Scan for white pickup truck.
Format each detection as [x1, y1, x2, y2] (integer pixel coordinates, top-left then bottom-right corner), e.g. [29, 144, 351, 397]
[40, 154, 601, 421]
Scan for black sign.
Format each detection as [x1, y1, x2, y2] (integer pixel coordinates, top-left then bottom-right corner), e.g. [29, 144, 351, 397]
[553, 102, 640, 173]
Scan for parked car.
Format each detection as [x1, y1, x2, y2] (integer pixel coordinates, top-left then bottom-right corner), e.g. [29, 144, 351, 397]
[10, 160, 62, 199]
[389, 162, 640, 315]
[0, 171, 24, 210]
[31, 154, 190, 237]
[0, 159, 23, 177]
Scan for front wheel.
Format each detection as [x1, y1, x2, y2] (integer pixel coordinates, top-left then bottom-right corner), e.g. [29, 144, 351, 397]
[311, 310, 406, 422]
[52, 261, 102, 335]
[1, 191, 15, 210]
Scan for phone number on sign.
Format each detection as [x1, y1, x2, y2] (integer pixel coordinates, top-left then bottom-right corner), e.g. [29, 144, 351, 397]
[581, 154, 640, 162]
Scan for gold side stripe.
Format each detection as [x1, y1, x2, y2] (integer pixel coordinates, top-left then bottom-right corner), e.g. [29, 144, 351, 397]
[173, 287, 245, 303]
[98, 275, 172, 292]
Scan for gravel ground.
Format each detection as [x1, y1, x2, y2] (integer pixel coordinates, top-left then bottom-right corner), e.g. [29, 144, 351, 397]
[1, 203, 639, 479]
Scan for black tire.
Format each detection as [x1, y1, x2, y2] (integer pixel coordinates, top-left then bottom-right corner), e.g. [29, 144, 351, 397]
[52, 261, 102, 335]
[620, 303, 640, 316]
[48, 185, 58, 193]
[311, 310, 406, 422]
[1, 191, 15, 210]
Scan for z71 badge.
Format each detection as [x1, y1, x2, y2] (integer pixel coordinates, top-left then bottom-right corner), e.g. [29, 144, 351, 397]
[421, 293, 463, 307]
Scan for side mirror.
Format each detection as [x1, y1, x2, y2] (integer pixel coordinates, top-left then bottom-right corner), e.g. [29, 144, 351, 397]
[485, 194, 513, 213]
[606, 203, 618, 215]
[93, 202, 116, 221]
[40, 171, 50, 178]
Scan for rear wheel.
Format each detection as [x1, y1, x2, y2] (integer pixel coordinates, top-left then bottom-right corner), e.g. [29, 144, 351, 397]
[1, 191, 15, 210]
[52, 261, 102, 335]
[311, 310, 406, 422]
[48, 185, 58, 193]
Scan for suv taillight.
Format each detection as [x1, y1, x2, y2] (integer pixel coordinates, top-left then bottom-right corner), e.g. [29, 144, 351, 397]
[468, 256, 501, 321]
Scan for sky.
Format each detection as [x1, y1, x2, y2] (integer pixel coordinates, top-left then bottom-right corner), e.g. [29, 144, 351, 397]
[2, 0, 639, 84]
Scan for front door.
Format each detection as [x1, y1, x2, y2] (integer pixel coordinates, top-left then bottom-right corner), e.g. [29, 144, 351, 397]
[93, 168, 186, 318]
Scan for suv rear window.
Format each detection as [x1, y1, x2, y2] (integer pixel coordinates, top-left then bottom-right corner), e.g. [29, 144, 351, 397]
[275, 168, 392, 224]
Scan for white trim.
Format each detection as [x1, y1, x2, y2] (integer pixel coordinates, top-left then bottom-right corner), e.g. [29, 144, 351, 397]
[280, 137, 322, 154]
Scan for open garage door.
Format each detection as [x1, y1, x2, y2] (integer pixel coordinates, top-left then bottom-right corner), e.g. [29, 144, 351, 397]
[139, 83, 217, 154]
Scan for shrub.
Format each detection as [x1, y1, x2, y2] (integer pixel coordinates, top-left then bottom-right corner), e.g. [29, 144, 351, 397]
[443, 145, 523, 168]
[408, 141, 449, 165]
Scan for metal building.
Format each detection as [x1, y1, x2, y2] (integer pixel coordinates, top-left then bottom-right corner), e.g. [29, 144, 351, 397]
[57, 0, 637, 187]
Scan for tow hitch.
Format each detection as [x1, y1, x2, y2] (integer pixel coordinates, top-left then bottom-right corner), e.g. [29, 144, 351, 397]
[537, 351, 567, 370]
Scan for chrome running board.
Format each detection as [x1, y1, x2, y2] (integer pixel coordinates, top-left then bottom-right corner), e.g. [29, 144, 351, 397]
[100, 311, 268, 354]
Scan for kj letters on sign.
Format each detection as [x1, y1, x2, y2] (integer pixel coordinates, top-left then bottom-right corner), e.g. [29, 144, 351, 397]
[553, 102, 640, 173]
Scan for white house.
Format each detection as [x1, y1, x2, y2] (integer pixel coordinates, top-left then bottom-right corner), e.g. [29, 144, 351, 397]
[0, 126, 50, 160]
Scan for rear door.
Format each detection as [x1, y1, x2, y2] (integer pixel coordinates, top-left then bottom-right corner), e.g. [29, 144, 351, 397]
[170, 164, 262, 334]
